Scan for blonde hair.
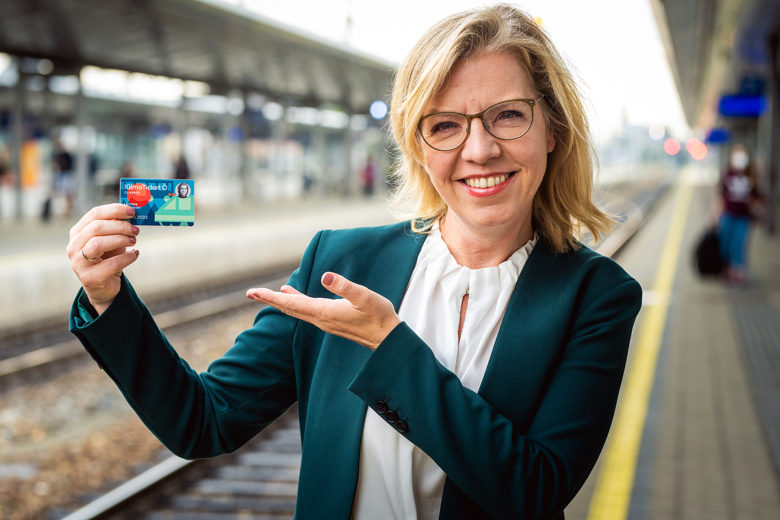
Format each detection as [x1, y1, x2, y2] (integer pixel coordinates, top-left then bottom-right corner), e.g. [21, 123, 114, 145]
[388, 3, 612, 253]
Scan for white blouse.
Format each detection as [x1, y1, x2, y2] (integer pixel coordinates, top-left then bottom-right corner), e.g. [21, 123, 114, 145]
[352, 226, 537, 519]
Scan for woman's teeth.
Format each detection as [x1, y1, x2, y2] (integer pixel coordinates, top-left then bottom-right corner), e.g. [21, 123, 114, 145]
[463, 173, 510, 188]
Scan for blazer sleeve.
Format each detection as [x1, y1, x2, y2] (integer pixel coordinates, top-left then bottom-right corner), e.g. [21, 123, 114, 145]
[69, 231, 324, 459]
[348, 270, 642, 519]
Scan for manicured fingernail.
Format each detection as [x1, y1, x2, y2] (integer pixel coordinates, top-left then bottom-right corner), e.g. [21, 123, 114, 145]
[131, 226, 140, 234]
[247, 288, 268, 299]
[126, 207, 135, 216]
[129, 236, 136, 244]
[322, 272, 334, 286]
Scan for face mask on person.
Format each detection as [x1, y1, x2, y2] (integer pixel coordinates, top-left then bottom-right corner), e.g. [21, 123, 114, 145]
[730, 150, 749, 170]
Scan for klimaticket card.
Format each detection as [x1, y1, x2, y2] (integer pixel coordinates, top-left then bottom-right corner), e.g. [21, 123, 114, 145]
[119, 178, 194, 226]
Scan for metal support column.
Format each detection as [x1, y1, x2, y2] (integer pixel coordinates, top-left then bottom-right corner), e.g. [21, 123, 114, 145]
[74, 71, 91, 215]
[11, 57, 25, 219]
[219, 100, 233, 186]
[41, 75, 54, 143]
[313, 120, 326, 195]
[343, 118, 353, 196]
[239, 91, 251, 198]
[768, 32, 778, 234]
[271, 103, 287, 185]
[175, 95, 190, 179]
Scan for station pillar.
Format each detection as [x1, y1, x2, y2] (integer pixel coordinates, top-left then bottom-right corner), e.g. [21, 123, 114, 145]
[11, 57, 25, 219]
[239, 91, 251, 198]
[73, 72, 92, 216]
[769, 32, 778, 234]
[313, 119, 327, 195]
[343, 121, 353, 196]
[271, 103, 288, 187]
[175, 95, 191, 182]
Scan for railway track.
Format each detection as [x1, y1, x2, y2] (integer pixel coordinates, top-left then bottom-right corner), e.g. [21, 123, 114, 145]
[0, 267, 295, 389]
[7, 179, 667, 519]
[62, 407, 301, 520]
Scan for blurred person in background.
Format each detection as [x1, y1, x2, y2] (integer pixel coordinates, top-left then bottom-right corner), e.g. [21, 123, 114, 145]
[44, 138, 74, 220]
[361, 156, 376, 196]
[66, 4, 641, 518]
[105, 160, 135, 200]
[0, 145, 10, 186]
[717, 143, 764, 286]
[173, 153, 190, 180]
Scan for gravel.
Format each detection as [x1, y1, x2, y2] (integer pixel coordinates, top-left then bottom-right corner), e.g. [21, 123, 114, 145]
[0, 304, 261, 520]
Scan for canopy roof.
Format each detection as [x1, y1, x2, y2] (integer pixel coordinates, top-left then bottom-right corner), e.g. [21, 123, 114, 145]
[652, 0, 780, 129]
[0, 0, 395, 113]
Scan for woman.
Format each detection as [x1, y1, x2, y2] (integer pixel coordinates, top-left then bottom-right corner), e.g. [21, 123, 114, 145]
[67, 5, 641, 519]
[718, 143, 762, 286]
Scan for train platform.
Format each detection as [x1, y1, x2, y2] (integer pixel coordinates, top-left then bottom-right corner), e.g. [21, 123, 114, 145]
[0, 195, 395, 335]
[566, 165, 780, 519]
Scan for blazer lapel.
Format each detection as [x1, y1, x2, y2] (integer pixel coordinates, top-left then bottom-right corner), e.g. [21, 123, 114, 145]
[365, 222, 428, 310]
[477, 241, 568, 428]
[297, 222, 426, 517]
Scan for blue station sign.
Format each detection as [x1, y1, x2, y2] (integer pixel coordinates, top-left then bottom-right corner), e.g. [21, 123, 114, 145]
[718, 94, 768, 118]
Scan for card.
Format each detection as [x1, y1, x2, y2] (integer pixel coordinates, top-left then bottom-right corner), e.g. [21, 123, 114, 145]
[119, 178, 194, 226]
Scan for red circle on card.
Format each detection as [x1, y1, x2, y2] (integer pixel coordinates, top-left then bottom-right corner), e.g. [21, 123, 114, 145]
[127, 183, 151, 207]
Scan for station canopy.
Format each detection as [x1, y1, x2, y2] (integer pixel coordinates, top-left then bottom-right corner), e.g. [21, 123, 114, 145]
[0, 0, 395, 114]
[653, 0, 780, 130]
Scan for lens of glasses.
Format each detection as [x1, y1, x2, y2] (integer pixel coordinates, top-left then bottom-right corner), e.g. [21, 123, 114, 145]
[419, 99, 535, 151]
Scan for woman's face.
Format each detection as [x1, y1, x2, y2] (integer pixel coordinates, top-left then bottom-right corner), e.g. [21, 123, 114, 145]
[730, 145, 749, 171]
[420, 51, 555, 239]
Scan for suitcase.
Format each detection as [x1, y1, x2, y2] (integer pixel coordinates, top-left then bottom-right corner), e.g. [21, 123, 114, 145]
[694, 228, 723, 276]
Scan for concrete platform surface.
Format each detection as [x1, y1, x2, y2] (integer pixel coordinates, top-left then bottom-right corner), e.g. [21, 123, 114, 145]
[566, 166, 780, 520]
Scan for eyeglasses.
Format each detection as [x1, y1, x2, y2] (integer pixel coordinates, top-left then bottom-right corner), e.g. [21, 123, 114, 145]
[418, 97, 543, 151]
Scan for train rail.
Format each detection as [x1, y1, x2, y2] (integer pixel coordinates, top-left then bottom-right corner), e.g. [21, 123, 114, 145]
[62, 407, 301, 520]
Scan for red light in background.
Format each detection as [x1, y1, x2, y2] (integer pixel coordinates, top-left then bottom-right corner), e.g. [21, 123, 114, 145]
[664, 138, 681, 155]
[686, 138, 708, 160]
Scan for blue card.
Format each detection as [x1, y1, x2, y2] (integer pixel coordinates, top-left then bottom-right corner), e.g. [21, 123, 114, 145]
[119, 178, 194, 226]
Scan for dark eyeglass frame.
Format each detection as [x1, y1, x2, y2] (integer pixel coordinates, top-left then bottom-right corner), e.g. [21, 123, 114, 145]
[418, 96, 544, 152]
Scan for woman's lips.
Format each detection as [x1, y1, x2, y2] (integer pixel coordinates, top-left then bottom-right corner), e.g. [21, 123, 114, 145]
[459, 171, 515, 197]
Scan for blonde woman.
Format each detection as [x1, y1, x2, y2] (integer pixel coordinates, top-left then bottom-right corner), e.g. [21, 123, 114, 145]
[68, 5, 641, 518]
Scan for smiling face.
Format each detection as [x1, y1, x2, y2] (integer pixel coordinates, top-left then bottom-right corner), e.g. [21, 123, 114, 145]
[420, 50, 555, 246]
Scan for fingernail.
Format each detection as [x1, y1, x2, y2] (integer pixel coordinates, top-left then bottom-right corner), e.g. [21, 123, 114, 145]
[129, 236, 136, 244]
[131, 226, 140, 235]
[322, 272, 334, 286]
[126, 207, 136, 216]
[134, 249, 140, 257]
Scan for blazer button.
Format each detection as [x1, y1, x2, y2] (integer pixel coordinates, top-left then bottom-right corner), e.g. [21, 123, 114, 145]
[395, 420, 409, 433]
[375, 401, 389, 414]
[385, 410, 398, 423]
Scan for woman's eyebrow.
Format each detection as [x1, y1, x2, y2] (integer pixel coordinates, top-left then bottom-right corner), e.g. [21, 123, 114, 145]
[424, 97, 535, 115]
[423, 106, 448, 114]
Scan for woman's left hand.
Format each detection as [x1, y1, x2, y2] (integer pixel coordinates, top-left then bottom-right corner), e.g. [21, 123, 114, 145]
[246, 272, 401, 350]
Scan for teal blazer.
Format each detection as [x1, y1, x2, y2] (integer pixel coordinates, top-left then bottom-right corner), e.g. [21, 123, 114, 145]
[70, 221, 642, 519]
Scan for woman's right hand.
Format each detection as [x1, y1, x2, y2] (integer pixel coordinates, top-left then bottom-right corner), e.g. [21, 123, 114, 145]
[66, 204, 141, 315]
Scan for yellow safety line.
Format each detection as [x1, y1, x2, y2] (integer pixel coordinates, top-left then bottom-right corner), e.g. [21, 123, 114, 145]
[586, 179, 694, 520]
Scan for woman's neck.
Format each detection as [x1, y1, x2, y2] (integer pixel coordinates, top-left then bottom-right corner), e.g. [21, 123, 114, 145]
[439, 215, 533, 269]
